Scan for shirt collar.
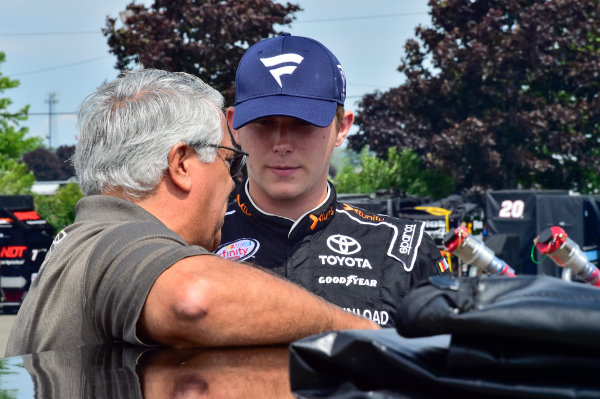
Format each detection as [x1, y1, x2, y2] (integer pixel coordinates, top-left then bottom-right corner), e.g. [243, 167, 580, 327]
[234, 180, 338, 240]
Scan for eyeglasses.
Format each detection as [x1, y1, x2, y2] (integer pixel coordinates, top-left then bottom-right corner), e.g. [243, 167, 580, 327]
[198, 144, 248, 178]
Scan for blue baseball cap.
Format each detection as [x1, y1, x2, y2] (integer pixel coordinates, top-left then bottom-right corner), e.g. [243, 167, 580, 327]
[232, 33, 347, 129]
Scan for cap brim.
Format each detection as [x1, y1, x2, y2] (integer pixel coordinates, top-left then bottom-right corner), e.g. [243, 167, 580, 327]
[232, 95, 338, 129]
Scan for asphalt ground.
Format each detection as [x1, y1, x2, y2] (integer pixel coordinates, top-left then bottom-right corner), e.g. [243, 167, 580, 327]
[0, 314, 16, 356]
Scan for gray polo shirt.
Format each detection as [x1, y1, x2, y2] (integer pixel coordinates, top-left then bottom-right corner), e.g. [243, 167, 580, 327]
[5, 196, 210, 356]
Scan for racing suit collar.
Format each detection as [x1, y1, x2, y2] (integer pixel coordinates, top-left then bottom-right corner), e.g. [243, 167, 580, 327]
[236, 180, 338, 240]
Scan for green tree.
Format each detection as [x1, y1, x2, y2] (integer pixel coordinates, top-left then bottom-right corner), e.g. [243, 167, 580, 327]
[34, 183, 82, 232]
[0, 157, 35, 195]
[350, 0, 600, 195]
[0, 52, 80, 230]
[0, 51, 41, 195]
[103, 0, 301, 104]
[333, 147, 455, 199]
[22, 147, 70, 181]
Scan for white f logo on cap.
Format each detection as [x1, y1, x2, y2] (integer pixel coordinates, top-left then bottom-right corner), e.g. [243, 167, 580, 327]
[260, 53, 304, 87]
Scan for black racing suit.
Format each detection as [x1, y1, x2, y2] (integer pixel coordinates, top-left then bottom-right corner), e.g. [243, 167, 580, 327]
[216, 181, 451, 327]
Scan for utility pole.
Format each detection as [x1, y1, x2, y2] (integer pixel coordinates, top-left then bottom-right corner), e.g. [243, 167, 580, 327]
[45, 92, 58, 148]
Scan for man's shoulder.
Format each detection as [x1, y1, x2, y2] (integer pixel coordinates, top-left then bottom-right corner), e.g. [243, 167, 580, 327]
[333, 201, 445, 270]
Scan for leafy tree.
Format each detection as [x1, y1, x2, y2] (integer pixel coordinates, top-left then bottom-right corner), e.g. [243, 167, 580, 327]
[34, 183, 82, 232]
[0, 156, 35, 195]
[0, 52, 79, 230]
[22, 148, 70, 181]
[0, 54, 42, 158]
[333, 147, 456, 199]
[350, 0, 600, 194]
[103, 0, 301, 103]
[55, 145, 76, 178]
[0, 51, 41, 195]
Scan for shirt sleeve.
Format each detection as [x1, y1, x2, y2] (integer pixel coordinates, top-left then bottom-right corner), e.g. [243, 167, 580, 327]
[84, 221, 210, 346]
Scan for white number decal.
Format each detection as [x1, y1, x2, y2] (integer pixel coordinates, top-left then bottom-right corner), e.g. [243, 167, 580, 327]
[498, 200, 525, 218]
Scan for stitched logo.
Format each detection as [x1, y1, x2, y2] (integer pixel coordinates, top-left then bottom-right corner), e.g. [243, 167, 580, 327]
[215, 238, 260, 261]
[260, 53, 304, 87]
[326, 234, 361, 255]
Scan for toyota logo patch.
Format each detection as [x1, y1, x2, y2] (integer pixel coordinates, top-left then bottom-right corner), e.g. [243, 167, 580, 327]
[326, 234, 361, 255]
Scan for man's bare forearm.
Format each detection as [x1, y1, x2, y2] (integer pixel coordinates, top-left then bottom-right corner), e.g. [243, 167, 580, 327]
[140, 254, 378, 347]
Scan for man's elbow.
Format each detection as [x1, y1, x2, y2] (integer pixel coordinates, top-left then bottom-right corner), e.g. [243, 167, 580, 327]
[141, 283, 214, 347]
[171, 287, 210, 322]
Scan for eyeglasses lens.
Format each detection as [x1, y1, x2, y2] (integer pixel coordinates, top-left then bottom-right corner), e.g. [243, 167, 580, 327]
[229, 154, 247, 177]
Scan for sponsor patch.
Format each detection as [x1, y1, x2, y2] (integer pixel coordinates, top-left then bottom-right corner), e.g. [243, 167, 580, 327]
[215, 239, 259, 261]
[326, 234, 361, 255]
[309, 206, 335, 230]
[318, 275, 377, 287]
[399, 224, 417, 255]
[345, 308, 389, 325]
[237, 194, 253, 217]
[342, 204, 384, 222]
[318, 255, 372, 269]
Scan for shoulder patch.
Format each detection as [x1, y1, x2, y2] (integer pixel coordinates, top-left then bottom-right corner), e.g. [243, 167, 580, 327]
[215, 238, 259, 261]
[341, 203, 385, 223]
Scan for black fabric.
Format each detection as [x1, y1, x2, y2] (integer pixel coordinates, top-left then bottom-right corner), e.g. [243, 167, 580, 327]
[290, 329, 450, 399]
[289, 328, 600, 398]
[395, 275, 600, 349]
[485, 190, 541, 274]
[290, 275, 600, 398]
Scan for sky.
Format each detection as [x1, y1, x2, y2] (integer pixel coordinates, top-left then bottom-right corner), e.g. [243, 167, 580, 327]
[1, 0, 432, 149]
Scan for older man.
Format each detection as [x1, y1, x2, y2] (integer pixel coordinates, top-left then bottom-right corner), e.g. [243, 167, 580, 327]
[5, 69, 376, 356]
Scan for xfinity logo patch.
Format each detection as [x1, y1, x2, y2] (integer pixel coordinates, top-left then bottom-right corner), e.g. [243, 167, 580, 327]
[215, 239, 259, 261]
[327, 234, 361, 255]
[260, 53, 304, 87]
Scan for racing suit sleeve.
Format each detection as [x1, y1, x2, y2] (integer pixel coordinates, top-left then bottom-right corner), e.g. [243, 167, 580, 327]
[410, 232, 452, 287]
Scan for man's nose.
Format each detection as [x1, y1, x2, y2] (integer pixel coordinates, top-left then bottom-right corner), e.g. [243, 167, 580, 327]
[272, 124, 292, 153]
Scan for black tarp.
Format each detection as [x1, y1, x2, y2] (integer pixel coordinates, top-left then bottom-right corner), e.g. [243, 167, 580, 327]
[290, 275, 600, 398]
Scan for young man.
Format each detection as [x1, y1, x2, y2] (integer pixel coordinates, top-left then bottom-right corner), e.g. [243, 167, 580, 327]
[5, 69, 376, 356]
[218, 34, 451, 327]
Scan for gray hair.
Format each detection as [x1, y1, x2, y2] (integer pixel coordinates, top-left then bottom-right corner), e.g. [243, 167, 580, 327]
[74, 69, 225, 198]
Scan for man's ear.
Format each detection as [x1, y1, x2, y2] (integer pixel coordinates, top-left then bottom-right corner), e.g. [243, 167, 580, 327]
[167, 143, 195, 193]
[335, 110, 354, 147]
[226, 107, 241, 145]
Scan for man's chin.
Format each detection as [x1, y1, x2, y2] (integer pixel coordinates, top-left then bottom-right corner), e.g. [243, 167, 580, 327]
[264, 182, 304, 199]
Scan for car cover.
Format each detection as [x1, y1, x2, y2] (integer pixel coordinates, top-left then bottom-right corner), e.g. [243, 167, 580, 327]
[289, 275, 600, 398]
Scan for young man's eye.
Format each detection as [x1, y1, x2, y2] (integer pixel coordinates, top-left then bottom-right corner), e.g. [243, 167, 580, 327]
[253, 118, 274, 126]
[292, 119, 315, 128]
